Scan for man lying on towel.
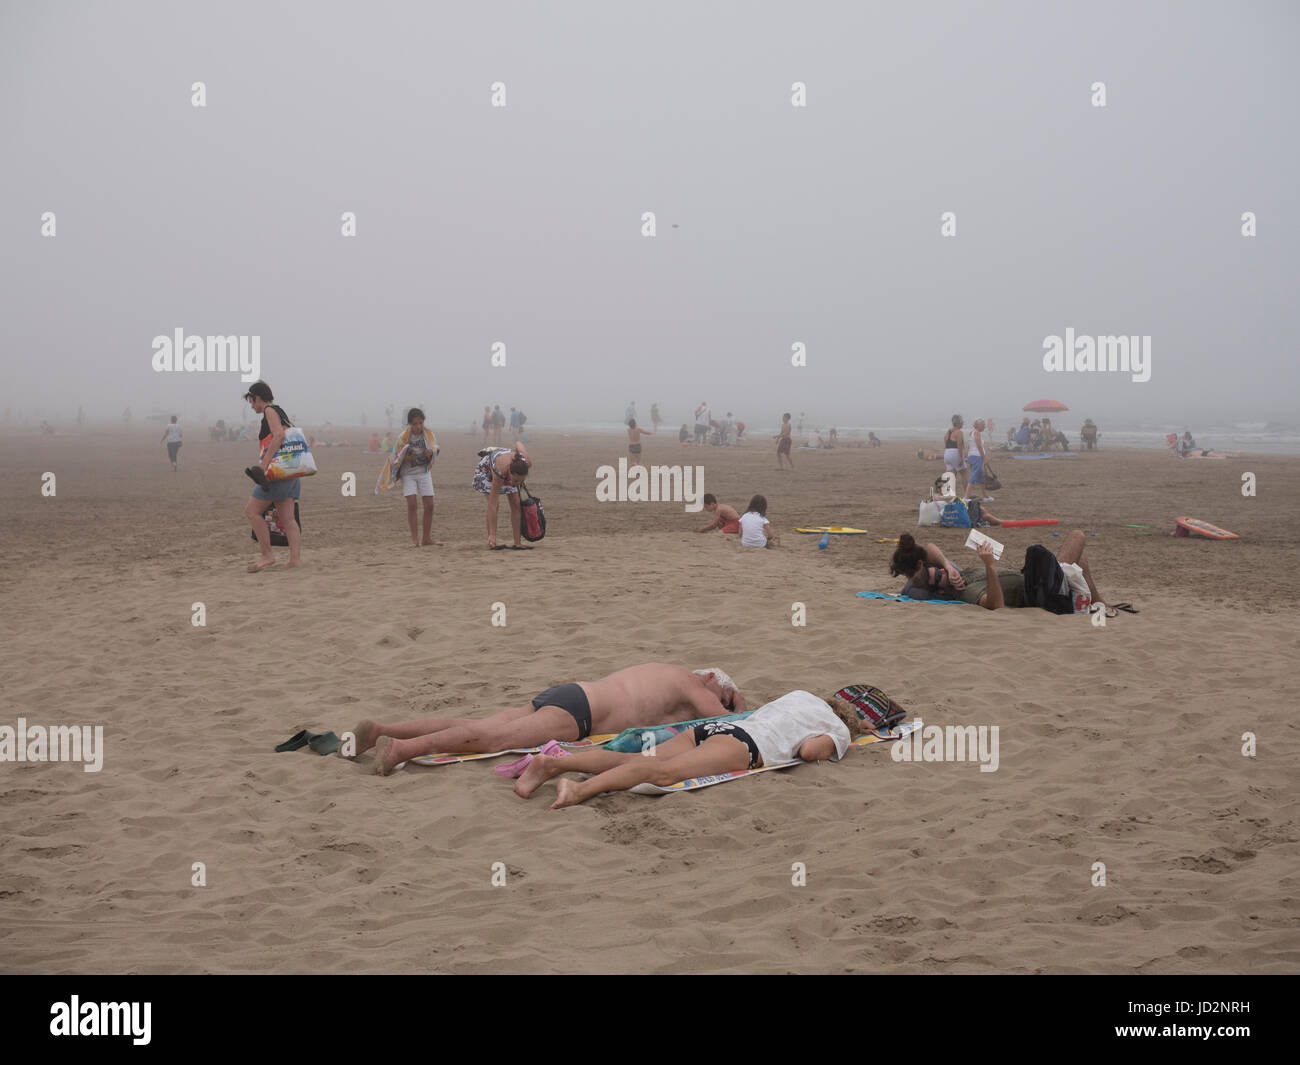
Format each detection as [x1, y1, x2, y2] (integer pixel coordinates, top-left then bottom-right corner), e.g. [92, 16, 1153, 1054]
[889, 532, 1101, 610]
[511, 690, 861, 809]
[350, 664, 746, 776]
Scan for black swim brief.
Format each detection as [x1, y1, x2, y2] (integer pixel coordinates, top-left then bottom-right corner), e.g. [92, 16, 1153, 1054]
[692, 721, 762, 769]
[532, 683, 592, 740]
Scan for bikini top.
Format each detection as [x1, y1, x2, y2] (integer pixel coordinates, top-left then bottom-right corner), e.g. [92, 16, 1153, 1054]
[490, 447, 517, 478]
[944, 430, 961, 449]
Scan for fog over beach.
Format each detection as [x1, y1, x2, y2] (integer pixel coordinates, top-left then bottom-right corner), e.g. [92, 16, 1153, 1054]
[1, 0, 1297, 990]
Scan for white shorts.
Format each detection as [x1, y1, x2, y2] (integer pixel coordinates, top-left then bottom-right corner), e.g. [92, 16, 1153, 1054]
[402, 471, 435, 497]
[944, 448, 966, 471]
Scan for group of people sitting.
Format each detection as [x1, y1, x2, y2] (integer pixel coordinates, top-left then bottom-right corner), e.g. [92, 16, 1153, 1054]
[1170, 431, 1238, 460]
[347, 664, 860, 808]
[1006, 416, 1074, 452]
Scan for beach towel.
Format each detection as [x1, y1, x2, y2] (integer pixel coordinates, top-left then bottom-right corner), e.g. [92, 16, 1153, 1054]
[604, 712, 752, 754]
[628, 720, 920, 794]
[374, 426, 437, 494]
[856, 591, 965, 604]
[1010, 453, 1077, 460]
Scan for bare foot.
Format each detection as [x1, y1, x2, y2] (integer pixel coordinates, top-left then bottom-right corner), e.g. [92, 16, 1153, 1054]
[374, 736, 402, 776]
[514, 754, 552, 799]
[421, 538, 434, 546]
[549, 778, 583, 810]
[248, 557, 276, 572]
[348, 720, 378, 757]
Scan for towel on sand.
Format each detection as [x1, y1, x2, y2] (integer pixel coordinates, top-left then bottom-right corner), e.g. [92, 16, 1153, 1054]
[857, 591, 964, 604]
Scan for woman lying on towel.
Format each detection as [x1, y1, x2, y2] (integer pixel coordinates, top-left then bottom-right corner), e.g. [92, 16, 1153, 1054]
[511, 690, 861, 809]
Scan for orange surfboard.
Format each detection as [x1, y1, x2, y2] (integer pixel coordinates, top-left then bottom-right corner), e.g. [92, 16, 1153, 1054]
[1175, 517, 1239, 540]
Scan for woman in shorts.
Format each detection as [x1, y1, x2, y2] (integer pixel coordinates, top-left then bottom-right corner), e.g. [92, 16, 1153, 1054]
[242, 380, 302, 571]
[396, 407, 437, 546]
[510, 690, 860, 808]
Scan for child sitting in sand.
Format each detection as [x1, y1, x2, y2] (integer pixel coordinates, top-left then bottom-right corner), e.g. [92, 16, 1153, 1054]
[697, 493, 741, 533]
[510, 689, 859, 809]
[739, 494, 778, 547]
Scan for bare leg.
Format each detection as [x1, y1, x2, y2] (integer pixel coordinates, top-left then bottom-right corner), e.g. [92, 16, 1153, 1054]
[245, 497, 275, 568]
[507, 493, 523, 547]
[348, 703, 537, 755]
[275, 496, 301, 566]
[374, 707, 583, 772]
[406, 495, 419, 544]
[486, 493, 499, 548]
[515, 731, 699, 798]
[1056, 529, 1101, 600]
[421, 498, 434, 544]
[549, 736, 751, 809]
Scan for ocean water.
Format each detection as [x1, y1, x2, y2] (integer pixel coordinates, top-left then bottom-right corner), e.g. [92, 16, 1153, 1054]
[534, 422, 1300, 456]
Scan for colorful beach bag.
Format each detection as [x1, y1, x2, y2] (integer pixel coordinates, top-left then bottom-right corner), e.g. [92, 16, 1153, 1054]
[264, 428, 318, 481]
[833, 685, 907, 731]
[520, 483, 546, 542]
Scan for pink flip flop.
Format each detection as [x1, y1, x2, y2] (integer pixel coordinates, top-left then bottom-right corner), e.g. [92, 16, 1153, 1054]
[492, 740, 571, 778]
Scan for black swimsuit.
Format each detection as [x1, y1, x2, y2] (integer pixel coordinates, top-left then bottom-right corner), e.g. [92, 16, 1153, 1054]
[692, 721, 762, 769]
[532, 683, 593, 740]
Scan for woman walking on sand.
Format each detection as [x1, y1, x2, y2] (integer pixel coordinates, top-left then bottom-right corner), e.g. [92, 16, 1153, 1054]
[160, 415, 182, 470]
[472, 440, 532, 549]
[242, 381, 302, 571]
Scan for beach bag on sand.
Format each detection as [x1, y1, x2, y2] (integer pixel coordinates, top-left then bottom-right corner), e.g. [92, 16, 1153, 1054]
[520, 483, 546, 542]
[833, 685, 907, 731]
[250, 502, 300, 547]
[983, 463, 1001, 491]
[918, 499, 944, 526]
[264, 428, 318, 481]
[940, 498, 972, 528]
[1020, 545, 1072, 615]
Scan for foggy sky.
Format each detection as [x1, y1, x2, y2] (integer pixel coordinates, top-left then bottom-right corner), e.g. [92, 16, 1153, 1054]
[1, 0, 1297, 431]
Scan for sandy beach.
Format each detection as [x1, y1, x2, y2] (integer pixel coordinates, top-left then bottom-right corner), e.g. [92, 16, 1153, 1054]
[1, 426, 1297, 974]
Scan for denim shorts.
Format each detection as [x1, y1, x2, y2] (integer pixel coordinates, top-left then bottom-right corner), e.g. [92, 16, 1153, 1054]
[252, 478, 302, 502]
